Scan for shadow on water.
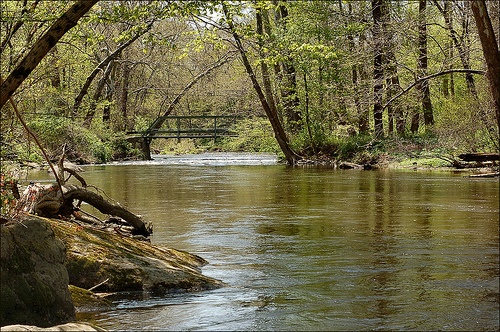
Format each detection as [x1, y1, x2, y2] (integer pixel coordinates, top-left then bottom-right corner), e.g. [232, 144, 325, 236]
[30, 153, 499, 331]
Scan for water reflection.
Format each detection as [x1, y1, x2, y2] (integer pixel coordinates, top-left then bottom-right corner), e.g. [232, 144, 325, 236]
[29, 157, 499, 330]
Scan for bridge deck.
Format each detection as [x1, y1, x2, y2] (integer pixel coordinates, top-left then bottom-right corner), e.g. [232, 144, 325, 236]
[127, 115, 240, 159]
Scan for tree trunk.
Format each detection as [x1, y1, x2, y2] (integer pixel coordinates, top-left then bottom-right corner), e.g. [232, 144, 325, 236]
[471, 0, 500, 131]
[20, 183, 151, 237]
[382, 1, 403, 136]
[273, 0, 302, 133]
[410, 108, 420, 134]
[120, 60, 131, 131]
[432, 0, 477, 97]
[223, 3, 300, 165]
[256, 6, 280, 135]
[83, 60, 114, 128]
[441, 1, 452, 97]
[372, 0, 385, 138]
[417, 0, 434, 127]
[0, 0, 98, 109]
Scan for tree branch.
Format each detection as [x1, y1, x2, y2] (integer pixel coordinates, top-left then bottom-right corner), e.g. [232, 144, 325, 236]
[382, 69, 486, 111]
[0, 0, 98, 109]
[72, 21, 155, 116]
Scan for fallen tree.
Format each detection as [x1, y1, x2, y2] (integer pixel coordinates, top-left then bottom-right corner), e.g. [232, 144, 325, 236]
[4, 93, 152, 237]
[16, 180, 152, 237]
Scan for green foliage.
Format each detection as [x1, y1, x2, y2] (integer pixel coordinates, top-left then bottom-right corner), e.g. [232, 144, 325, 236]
[432, 90, 499, 153]
[110, 134, 142, 160]
[327, 134, 378, 163]
[221, 117, 280, 154]
[2, 0, 497, 166]
[27, 116, 112, 163]
[0, 170, 17, 219]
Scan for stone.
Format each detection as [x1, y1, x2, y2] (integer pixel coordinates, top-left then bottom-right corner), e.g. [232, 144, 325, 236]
[48, 218, 224, 295]
[0, 322, 105, 331]
[67, 285, 111, 312]
[1, 217, 75, 327]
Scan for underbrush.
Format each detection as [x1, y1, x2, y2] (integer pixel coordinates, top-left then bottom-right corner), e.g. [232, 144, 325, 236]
[2, 116, 142, 164]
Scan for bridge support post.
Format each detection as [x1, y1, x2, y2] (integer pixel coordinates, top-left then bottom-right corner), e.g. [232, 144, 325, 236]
[141, 137, 152, 160]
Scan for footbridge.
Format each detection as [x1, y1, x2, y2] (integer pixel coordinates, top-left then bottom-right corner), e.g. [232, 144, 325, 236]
[127, 115, 239, 160]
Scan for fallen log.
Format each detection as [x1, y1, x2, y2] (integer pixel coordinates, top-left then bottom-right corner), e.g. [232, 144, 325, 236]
[458, 153, 500, 162]
[467, 172, 500, 178]
[62, 185, 151, 236]
[18, 183, 152, 237]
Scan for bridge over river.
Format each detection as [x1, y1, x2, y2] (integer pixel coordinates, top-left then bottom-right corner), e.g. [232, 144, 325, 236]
[127, 115, 239, 159]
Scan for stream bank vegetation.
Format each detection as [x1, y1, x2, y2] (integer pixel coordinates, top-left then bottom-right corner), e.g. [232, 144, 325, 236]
[0, 2, 499, 321]
[2, 0, 499, 218]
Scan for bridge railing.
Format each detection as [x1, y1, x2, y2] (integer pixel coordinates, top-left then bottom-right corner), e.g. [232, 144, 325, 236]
[127, 115, 239, 143]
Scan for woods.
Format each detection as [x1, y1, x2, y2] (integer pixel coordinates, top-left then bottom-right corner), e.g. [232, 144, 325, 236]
[1, 0, 499, 167]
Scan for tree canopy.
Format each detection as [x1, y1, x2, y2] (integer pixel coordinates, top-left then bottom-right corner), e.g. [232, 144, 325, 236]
[1, 0, 498, 165]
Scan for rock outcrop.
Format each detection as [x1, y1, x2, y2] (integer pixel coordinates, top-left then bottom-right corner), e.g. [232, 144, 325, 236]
[48, 218, 224, 295]
[1, 215, 223, 328]
[0, 218, 75, 327]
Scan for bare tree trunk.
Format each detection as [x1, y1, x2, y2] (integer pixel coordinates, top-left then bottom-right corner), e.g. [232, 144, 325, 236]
[0, 0, 98, 109]
[273, 0, 302, 133]
[471, 0, 500, 132]
[223, 3, 300, 165]
[372, 0, 385, 138]
[417, 0, 434, 127]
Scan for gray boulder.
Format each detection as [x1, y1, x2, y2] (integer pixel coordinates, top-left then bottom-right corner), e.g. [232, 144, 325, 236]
[1, 218, 75, 327]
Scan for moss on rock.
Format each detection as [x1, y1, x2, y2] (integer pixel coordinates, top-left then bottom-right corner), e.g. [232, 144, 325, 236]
[48, 218, 224, 295]
[68, 285, 111, 312]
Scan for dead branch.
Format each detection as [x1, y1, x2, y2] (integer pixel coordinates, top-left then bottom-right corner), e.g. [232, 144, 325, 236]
[382, 69, 486, 111]
[62, 185, 151, 236]
[18, 183, 151, 237]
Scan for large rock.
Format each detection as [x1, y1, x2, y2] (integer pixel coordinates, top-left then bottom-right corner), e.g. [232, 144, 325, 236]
[1, 217, 75, 327]
[0, 322, 104, 331]
[48, 218, 224, 295]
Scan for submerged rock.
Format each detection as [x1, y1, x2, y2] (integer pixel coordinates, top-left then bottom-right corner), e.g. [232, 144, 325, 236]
[67, 285, 111, 312]
[0, 217, 75, 327]
[48, 218, 224, 295]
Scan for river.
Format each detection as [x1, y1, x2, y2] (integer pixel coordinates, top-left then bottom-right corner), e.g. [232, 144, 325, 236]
[29, 153, 499, 330]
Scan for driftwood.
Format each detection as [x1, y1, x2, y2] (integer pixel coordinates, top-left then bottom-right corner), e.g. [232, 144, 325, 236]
[18, 182, 152, 237]
[468, 172, 500, 178]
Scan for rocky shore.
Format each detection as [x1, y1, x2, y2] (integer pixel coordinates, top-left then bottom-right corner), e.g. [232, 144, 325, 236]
[1, 216, 224, 330]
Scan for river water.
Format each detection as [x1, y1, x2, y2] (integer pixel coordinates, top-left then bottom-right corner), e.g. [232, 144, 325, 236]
[30, 153, 499, 331]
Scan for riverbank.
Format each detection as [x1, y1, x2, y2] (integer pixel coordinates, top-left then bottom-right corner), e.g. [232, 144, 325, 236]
[0, 215, 224, 329]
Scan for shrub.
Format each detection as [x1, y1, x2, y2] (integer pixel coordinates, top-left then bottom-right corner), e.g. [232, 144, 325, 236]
[220, 117, 281, 153]
[27, 116, 112, 163]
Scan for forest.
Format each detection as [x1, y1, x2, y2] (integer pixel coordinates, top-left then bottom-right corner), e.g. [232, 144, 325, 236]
[1, 0, 499, 167]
